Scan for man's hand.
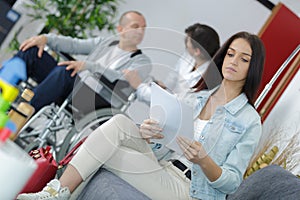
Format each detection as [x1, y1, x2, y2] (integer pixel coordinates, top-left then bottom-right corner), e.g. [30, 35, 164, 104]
[58, 60, 85, 77]
[122, 69, 142, 89]
[139, 119, 164, 143]
[177, 136, 207, 164]
[19, 35, 47, 58]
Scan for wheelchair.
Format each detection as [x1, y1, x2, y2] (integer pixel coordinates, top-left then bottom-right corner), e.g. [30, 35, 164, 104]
[14, 71, 137, 163]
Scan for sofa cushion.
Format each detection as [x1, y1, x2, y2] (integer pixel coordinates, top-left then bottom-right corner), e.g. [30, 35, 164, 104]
[78, 168, 150, 200]
[227, 165, 300, 200]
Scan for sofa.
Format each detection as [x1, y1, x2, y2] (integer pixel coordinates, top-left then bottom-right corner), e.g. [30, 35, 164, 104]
[77, 165, 300, 200]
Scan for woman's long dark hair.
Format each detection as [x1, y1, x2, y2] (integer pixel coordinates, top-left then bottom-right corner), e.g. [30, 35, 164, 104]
[185, 23, 220, 60]
[193, 31, 265, 106]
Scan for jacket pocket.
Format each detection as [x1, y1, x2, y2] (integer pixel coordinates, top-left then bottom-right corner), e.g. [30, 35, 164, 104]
[214, 120, 246, 163]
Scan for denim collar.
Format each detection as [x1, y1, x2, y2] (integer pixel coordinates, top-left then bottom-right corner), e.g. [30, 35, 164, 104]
[224, 93, 248, 115]
[197, 86, 249, 115]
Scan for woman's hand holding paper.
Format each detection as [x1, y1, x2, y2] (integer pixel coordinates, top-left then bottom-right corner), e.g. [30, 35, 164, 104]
[139, 119, 164, 143]
[176, 136, 207, 164]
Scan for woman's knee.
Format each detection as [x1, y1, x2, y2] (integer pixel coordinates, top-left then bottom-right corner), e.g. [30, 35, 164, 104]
[112, 114, 133, 126]
[109, 114, 140, 137]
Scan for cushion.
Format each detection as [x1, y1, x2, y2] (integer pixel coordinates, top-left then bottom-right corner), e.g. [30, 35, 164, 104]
[77, 168, 150, 200]
[227, 165, 300, 200]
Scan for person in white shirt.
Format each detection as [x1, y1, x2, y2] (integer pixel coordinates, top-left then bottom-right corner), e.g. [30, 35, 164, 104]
[124, 23, 220, 104]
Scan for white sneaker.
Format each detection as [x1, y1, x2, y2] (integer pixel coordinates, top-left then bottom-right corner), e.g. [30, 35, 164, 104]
[16, 179, 71, 200]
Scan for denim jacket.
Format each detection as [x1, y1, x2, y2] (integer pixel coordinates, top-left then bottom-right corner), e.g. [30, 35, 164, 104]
[190, 88, 262, 200]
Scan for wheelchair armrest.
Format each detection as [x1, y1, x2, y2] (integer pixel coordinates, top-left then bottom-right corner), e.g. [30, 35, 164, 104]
[54, 51, 133, 102]
[93, 72, 135, 102]
[57, 51, 76, 61]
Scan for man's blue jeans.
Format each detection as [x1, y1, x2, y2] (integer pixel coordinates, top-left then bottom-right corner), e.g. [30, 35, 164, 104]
[15, 47, 76, 111]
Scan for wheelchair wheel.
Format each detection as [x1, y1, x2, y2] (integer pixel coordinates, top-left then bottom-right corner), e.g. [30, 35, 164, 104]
[14, 104, 73, 153]
[56, 108, 124, 177]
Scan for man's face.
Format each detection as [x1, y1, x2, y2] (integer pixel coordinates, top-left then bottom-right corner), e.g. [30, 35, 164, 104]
[118, 13, 146, 46]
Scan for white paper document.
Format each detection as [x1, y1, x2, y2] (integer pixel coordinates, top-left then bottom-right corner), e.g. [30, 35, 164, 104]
[150, 82, 194, 153]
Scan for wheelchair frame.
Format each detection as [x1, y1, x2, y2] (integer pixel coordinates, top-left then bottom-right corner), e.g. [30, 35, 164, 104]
[15, 72, 137, 162]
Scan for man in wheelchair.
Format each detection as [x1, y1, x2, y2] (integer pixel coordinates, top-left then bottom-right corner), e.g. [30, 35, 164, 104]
[10, 10, 152, 114]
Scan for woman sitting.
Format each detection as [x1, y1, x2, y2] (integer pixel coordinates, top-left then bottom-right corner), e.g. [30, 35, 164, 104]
[17, 31, 265, 200]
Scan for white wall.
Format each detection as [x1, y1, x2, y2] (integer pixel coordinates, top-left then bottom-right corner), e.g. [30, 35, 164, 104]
[116, 0, 271, 44]
[270, 0, 300, 17]
[113, 0, 272, 87]
[262, 68, 300, 174]
[2, 0, 299, 63]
